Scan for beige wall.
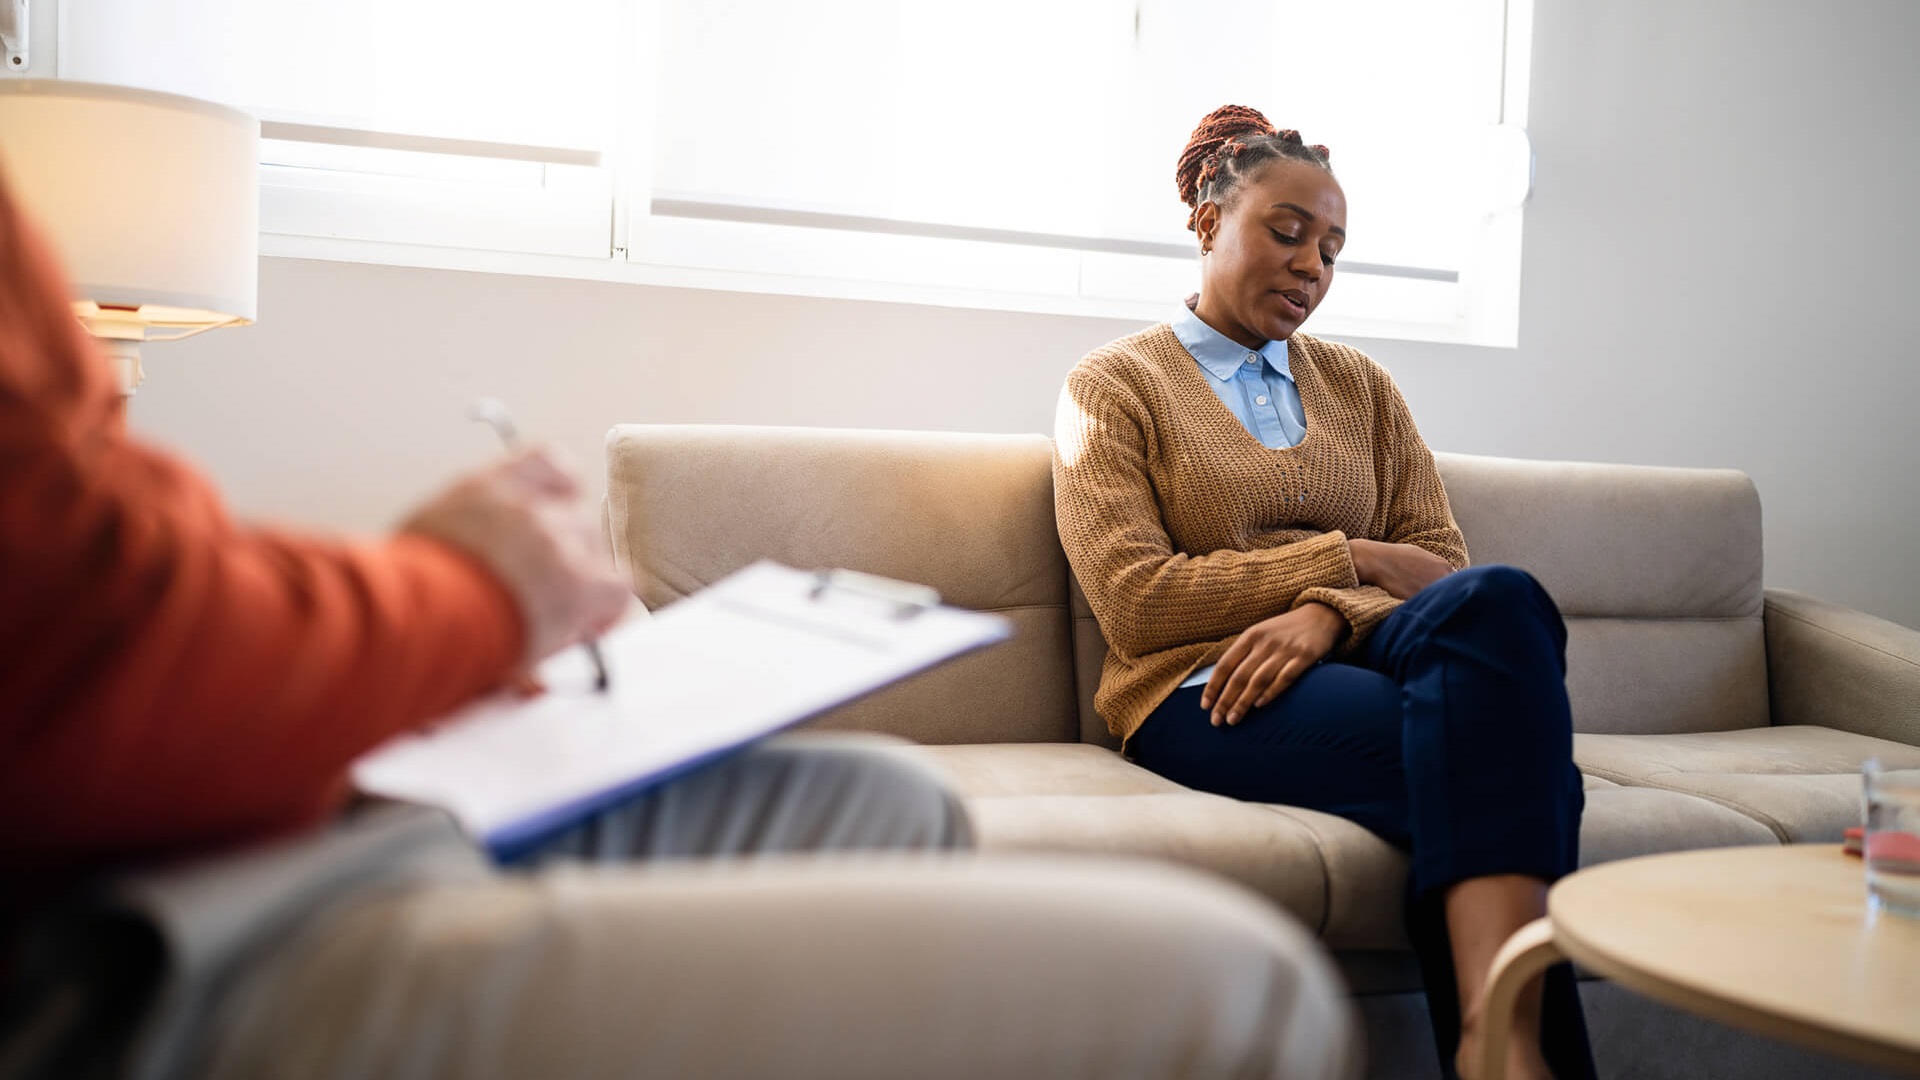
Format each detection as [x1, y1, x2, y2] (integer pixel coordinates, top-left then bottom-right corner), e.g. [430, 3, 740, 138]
[132, 0, 1920, 629]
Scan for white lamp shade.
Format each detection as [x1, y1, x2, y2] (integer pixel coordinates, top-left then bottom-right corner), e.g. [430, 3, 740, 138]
[0, 80, 258, 331]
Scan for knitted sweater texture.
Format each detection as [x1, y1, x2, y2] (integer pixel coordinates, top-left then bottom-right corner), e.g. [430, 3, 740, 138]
[1053, 323, 1469, 742]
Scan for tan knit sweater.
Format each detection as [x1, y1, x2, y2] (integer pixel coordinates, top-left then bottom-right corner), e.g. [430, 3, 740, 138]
[1053, 323, 1469, 743]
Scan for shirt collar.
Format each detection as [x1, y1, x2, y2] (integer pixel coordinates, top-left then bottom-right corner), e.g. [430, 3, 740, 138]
[1172, 303, 1291, 383]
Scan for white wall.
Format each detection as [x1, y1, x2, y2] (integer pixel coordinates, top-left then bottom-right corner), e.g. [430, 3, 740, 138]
[133, 0, 1920, 629]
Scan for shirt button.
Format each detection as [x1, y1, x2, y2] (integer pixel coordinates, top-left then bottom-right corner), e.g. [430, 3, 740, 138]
[1255, 395, 1269, 405]
[1245, 355, 1258, 365]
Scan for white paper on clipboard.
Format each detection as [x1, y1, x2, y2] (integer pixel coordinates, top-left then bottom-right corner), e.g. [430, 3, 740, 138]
[349, 560, 1010, 860]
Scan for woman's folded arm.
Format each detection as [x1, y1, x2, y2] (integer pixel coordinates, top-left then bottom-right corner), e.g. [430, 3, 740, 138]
[1052, 367, 1360, 658]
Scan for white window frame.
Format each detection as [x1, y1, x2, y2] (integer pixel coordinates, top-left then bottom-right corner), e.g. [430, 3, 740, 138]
[63, 0, 1535, 348]
[256, 124, 615, 260]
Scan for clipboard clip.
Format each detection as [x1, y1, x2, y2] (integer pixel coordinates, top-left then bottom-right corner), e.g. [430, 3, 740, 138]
[809, 568, 941, 621]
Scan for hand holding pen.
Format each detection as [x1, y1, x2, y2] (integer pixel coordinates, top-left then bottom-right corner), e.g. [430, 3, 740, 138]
[397, 399, 627, 690]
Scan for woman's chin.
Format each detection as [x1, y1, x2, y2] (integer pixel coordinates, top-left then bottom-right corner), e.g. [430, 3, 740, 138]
[1259, 314, 1305, 341]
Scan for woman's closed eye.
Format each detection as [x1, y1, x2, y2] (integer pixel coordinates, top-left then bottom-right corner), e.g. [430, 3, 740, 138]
[1271, 229, 1339, 266]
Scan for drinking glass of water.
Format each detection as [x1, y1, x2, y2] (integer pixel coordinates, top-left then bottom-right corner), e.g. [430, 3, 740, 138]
[1863, 758, 1920, 919]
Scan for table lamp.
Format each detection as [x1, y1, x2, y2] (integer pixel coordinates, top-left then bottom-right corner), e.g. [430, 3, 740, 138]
[0, 79, 257, 398]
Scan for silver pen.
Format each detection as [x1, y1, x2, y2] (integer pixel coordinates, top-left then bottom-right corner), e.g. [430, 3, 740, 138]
[467, 397, 611, 693]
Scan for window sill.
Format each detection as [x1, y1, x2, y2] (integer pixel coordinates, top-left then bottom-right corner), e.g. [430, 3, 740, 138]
[258, 231, 1514, 349]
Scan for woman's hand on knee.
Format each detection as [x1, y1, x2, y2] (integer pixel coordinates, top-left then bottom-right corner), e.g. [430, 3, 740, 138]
[1201, 602, 1347, 726]
[1350, 538, 1455, 601]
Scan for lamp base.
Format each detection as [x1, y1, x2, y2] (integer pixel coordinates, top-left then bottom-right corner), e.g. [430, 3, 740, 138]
[93, 337, 144, 397]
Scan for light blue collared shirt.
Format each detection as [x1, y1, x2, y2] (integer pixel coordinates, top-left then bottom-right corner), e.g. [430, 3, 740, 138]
[1171, 304, 1309, 690]
[1171, 304, 1307, 450]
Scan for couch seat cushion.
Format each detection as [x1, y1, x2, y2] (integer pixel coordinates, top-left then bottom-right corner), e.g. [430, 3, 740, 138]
[915, 744, 1329, 930]
[914, 744, 1780, 951]
[1248, 783, 1776, 951]
[964, 793, 1331, 932]
[1574, 784, 1778, 865]
[910, 742, 1186, 797]
[1574, 725, 1920, 842]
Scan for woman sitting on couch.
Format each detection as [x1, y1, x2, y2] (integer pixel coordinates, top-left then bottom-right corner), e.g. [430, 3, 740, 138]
[1052, 104, 1595, 1080]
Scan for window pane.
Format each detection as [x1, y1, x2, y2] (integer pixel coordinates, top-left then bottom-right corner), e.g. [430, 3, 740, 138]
[61, 0, 617, 149]
[658, 0, 1127, 237]
[1091, 0, 1277, 248]
[655, 0, 1507, 271]
[655, 0, 1264, 245]
[1272, 0, 1508, 271]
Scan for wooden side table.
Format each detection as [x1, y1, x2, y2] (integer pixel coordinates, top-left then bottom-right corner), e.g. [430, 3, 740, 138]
[1477, 845, 1920, 1079]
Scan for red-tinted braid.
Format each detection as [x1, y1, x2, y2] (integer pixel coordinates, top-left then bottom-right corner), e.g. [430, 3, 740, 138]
[1175, 105, 1334, 232]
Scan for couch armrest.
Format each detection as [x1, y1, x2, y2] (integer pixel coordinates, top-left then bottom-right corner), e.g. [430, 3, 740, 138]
[1765, 589, 1920, 746]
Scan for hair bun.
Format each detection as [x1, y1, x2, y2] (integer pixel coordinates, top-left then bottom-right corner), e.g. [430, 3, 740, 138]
[1175, 105, 1280, 210]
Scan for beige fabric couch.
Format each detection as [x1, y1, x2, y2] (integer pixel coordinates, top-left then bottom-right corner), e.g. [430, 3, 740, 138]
[605, 424, 1920, 1079]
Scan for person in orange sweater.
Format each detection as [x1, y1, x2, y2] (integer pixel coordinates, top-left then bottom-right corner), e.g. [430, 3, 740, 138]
[0, 162, 974, 1072]
[0, 175, 635, 881]
[0, 172, 1363, 1080]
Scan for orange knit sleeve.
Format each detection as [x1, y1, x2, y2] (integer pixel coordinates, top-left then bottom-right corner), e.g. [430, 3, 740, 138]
[0, 178, 522, 873]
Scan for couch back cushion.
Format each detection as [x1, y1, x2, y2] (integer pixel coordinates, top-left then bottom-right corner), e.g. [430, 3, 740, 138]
[1069, 574, 1121, 748]
[1071, 453, 1770, 740]
[605, 424, 1078, 744]
[1434, 453, 1767, 734]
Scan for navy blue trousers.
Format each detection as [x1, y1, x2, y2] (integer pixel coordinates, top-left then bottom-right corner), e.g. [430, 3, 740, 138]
[1130, 565, 1596, 1080]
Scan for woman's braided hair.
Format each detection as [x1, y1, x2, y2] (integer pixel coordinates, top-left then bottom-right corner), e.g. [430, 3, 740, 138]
[1176, 104, 1332, 232]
